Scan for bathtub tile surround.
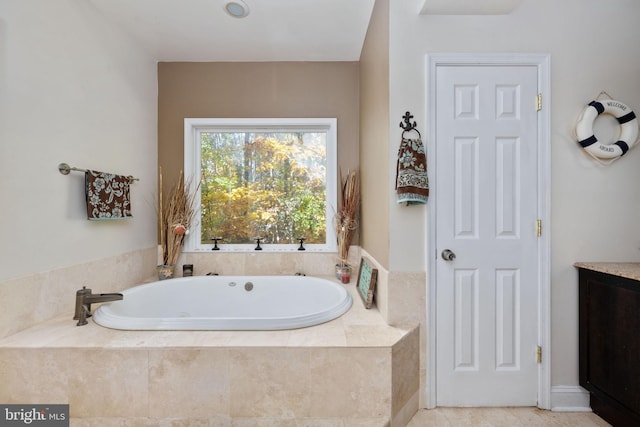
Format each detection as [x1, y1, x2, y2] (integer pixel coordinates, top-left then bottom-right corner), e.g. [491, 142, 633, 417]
[0, 348, 150, 418]
[356, 250, 428, 410]
[0, 246, 157, 339]
[0, 283, 419, 426]
[224, 346, 398, 420]
[393, 331, 421, 420]
[387, 270, 427, 409]
[149, 349, 230, 418]
[0, 246, 422, 425]
[179, 246, 361, 277]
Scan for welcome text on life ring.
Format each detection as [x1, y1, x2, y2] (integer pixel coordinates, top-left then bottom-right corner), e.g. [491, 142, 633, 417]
[576, 99, 639, 160]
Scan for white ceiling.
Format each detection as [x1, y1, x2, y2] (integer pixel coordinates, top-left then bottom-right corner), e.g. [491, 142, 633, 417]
[88, 0, 376, 62]
[420, 0, 520, 15]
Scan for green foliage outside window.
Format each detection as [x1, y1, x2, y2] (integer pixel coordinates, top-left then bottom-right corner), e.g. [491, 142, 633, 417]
[199, 131, 327, 244]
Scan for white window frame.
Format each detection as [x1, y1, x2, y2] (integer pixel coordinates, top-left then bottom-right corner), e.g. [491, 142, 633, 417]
[183, 117, 338, 252]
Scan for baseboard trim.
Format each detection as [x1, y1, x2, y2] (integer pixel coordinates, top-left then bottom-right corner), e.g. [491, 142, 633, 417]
[550, 386, 591, 412]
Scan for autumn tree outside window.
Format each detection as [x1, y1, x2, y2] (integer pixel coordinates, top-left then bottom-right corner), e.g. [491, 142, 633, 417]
[183, 118, 338, 252]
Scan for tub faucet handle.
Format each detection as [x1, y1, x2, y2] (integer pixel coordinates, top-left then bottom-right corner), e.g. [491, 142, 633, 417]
[254, 237, 264, 251]
[297, 237, 306, 251]
[73, 286, 92, 322]
[210, 237, 223, 250]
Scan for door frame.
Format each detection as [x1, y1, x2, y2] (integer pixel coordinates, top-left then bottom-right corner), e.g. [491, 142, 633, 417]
[425, 53, 551, 409]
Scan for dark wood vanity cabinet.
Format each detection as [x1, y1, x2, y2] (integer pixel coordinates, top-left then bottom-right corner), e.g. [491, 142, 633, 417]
[578, 268, 640, 427]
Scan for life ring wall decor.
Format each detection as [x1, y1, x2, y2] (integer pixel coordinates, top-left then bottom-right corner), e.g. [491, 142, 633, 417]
[576, 99, 639, 160]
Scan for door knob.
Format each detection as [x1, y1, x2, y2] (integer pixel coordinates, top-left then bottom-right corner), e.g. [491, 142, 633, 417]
[441, 249, 456, 261]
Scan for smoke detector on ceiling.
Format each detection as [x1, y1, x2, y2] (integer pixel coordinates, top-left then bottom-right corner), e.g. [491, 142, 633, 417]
[224, 1, 250, 18]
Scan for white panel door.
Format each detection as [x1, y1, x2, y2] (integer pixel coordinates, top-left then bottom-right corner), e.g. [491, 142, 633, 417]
[435, 65, 539, 406]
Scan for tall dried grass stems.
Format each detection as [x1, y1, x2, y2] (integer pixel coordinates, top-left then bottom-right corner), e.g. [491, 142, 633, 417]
[159, 168, 200, 266]
[335, 168, 360, 265]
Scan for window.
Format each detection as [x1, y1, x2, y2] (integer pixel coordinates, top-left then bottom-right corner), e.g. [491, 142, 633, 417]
[184, 118, 337, 252]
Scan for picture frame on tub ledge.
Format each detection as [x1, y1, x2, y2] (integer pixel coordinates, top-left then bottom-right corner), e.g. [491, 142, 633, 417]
[356, 257, 378, 309]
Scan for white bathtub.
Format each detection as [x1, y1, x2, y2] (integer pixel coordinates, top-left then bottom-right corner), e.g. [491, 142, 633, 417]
[93, 275, 352, 330]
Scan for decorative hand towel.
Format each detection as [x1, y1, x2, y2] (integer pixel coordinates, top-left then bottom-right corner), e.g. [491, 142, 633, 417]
[395, 137, 429, 205]
[85, 170, 132, 220]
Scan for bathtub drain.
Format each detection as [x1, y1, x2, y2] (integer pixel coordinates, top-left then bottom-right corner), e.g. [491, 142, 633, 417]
[244, 282, 254, 291]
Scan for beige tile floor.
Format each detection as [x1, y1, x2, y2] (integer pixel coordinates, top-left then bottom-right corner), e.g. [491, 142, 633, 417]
[406, 408, 611, 426]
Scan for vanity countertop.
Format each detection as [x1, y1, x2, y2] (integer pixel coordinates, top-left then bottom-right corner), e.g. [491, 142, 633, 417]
[574, 262, 640, 282]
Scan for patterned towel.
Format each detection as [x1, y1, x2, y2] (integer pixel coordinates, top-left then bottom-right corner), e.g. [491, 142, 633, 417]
[85, 170, 132, 220]
[395, 137, 429, 205]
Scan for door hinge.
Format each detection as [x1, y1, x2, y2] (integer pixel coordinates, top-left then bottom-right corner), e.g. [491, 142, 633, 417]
[536, 93, 542, 111]
[536, 346, 542, 364]
[536, 219, 542, 237]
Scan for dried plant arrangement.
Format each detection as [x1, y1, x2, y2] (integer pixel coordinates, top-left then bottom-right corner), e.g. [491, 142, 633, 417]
[158, 168, 200, 268]
[335, 168, 361, 267]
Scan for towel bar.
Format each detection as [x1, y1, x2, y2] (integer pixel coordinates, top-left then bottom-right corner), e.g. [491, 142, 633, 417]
[58, 163, 139, 183]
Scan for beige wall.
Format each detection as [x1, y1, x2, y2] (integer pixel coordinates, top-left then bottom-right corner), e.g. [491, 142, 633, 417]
[0, 0, 158, 282]
[359, 0, 390, 269]
[158, 62, 360, 222]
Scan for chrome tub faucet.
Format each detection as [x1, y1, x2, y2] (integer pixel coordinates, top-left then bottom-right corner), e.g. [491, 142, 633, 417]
[73, 286, 123, 326]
